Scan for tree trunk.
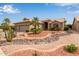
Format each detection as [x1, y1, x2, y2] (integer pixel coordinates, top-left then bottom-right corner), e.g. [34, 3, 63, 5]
[4, 30, 8, 40]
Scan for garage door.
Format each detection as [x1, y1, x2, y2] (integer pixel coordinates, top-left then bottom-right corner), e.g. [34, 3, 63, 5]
[19, 26, 27, 32]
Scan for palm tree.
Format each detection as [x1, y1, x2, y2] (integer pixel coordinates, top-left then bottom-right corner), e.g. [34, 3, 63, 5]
[32, 17, 40, 29]
[23, 18, 29, 21]
[64, 20, 67, 26]
[1, 18, 14, 42]
[31, 17, 41, 34]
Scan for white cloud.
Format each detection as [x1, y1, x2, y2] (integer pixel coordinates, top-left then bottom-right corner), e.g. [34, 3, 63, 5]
[0, 5, 21, 14]
[53, 3, 79, 14]
[54, 3, 77, 7]
[45, 3, 79, 7]
[67, 10, 79, 14]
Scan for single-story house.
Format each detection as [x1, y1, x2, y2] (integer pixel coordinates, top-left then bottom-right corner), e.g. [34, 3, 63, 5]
[14, 18, 65, 32]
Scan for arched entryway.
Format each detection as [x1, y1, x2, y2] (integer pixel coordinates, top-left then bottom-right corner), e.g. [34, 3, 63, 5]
[53, 23, 59, 28]
[44, 22, 48, 30]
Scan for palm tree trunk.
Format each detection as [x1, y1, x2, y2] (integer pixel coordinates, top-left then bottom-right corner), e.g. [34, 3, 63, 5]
[4, 30, 8, 40]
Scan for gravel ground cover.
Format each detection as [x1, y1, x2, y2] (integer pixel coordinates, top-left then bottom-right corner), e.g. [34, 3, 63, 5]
[0, 31, 79, 56]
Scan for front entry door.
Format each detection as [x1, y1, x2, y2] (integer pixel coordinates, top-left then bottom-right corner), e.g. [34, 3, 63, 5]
[44, 22, 48, 30]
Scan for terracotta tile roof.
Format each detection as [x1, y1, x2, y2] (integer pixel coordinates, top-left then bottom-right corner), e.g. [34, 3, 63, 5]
[42, 19, 52, 22]
[42, 18, 65, 22]
[14, 19, 32, 24]
[14, 18, 65, 24]
[8, 23, 15, 26]
[54, 18, 65, 22]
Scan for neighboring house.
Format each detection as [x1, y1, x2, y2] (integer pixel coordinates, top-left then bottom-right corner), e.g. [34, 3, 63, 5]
[72, 16, 79, 32]
[14, 18, 65, 32]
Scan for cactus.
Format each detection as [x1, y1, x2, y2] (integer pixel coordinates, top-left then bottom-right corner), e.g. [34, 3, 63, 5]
[7, 27, 14, 42]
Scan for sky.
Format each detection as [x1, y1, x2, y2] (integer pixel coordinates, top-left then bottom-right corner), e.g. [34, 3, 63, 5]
[0, 3, 79, 24]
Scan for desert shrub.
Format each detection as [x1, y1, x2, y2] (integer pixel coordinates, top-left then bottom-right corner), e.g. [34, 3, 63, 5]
[67, 24, 72, 29]
[30, 28, 36, 33]
[64, 24, 72, 31]
[49, 27, 54, 31]
[36, 28, 42, 33]
[64, 26, 69, 31]
[49, 27, 61, 31]
[26, 30, 29, 32]
[30, 28, 42, 34]
[65, 44, 77, 53]
[32, 51, 38, 56]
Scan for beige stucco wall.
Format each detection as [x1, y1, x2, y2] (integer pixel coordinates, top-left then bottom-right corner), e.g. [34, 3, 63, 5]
[72, 19, 77, 30]
[72, 18, 78, 31]
[50, 22, 64, 30]
[72, 18, 79, 32]
[14, 19, 65, 32]
[76, 22, 79, 31]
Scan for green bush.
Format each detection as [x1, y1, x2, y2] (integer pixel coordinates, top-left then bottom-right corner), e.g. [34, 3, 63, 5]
[26, 30, 29, 32]
[65, 44, 77, 53]
[30, 28, 42, 34]
[49, 27, 60, 31]
[49, 27, 54, 30]
[36, 28, 42, 33]
[64, 24, 72, 31]
[64, 26, 69, 31]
